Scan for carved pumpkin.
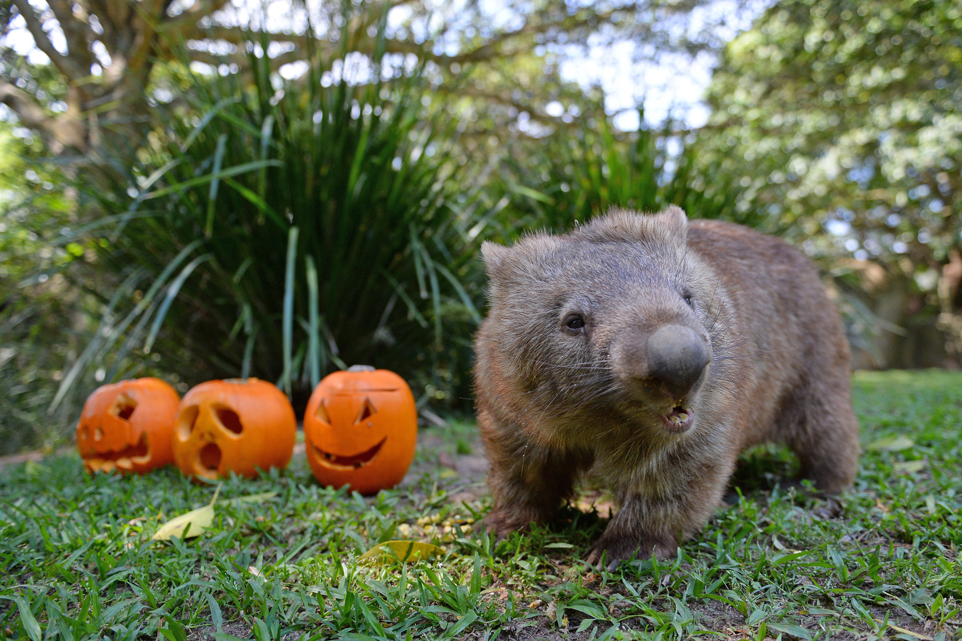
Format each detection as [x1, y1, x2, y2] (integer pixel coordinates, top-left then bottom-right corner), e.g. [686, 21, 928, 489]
[304, 365, 418, 494]
[76, 378, 180, 474]
[173, 378, 296, 480]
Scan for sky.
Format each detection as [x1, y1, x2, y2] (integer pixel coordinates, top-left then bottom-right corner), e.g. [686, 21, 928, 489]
[555, 0, 768, 131]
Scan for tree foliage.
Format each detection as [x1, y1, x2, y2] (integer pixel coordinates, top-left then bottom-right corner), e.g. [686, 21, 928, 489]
[0, 0, 733, 163]
[700, 0, 962, 359]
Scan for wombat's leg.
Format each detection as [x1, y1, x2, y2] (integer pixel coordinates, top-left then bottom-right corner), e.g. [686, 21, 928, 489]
[778, 376, 860, 493]
[482, 420, 593, 538]
[585, 457, 735, 570]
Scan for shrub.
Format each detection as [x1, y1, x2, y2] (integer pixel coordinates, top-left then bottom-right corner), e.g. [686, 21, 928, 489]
[487, 111, 759, 236]
[53, 25, 482, 413]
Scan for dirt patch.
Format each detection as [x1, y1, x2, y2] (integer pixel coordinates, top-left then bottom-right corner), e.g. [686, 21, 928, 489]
[0, 446, 73, 469]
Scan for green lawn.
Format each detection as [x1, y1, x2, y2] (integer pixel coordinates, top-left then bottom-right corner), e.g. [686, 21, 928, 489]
[1, 371, 960, 640]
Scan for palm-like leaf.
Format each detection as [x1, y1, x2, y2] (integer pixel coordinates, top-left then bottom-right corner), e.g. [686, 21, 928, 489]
[54, 11, 481, 410]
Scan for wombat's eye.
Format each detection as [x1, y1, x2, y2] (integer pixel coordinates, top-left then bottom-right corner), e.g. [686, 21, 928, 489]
[683, 294, 694, 308]
[562, 313, 586, 334]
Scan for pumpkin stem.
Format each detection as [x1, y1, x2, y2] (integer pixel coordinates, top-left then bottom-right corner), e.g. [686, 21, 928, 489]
[347, 365, 376, 372]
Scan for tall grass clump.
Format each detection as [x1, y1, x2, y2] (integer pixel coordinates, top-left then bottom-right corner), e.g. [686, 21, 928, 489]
[52, 15, 482, 413]
[490, 111, 762, 236]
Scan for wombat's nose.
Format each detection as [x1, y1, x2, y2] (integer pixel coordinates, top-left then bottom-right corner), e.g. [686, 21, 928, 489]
[647, 325, 710, 398]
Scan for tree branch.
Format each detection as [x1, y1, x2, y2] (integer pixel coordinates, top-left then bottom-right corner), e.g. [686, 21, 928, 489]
[0, 80, 52, 132]
[187, 4, 649, 68]
[85, 0, 123, 44]
[160, 0, 233, 35]
[0, 80, 86, 150]
[11, 0, 90, 81]
[46, 0, 95, 71]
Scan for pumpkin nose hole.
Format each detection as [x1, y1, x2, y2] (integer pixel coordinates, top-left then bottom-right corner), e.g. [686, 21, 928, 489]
[199, 443, 221, 472]
[215, 408, 243, 434]
[111, 395, 137, 420]
[94, 426, 104, 441]
[177, 405, 200, 440]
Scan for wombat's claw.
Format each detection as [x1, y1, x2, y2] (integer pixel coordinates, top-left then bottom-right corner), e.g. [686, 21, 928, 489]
[586, 533, 674, 571]
[482, 509, 536, 542]
[584, 546, 624, 572]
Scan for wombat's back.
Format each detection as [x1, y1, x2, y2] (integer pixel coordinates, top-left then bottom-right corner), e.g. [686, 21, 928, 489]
[687, 219, 855, 455]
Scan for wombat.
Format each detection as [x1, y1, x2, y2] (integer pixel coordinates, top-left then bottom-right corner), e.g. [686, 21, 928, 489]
[474, 207, 859, 568]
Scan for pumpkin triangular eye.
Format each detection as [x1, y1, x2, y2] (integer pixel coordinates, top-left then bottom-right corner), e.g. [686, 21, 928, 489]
[315, 400, 330, 425]
[355, 398, 376, 424]
[110, 394, 137, 420]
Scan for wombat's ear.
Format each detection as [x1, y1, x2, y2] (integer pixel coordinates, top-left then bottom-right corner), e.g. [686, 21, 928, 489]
[658, 205, 688, 244]
[481, 241, 510, 276]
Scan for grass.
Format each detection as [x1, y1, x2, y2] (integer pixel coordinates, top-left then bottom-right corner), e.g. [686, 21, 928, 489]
[1, 370, 960, 640]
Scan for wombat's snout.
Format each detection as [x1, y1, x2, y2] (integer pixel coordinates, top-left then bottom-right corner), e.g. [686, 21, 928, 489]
[646, 325, 710, 398]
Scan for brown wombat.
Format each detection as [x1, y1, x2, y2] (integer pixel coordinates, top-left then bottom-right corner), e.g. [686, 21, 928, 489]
[474, 207, 859, 568]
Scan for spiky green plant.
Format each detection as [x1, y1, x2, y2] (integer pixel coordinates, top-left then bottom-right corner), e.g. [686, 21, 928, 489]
[52, 14, 482, 413]
[489, 111, 760, 236]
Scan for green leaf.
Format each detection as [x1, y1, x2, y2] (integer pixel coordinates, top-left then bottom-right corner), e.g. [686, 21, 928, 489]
[144, 160, 283, 199]
[280, 226, 299, 395]
[151, 504, 215, 541]
[205, 133, 228, 238]
[158, 620, 187, 641]
[225, 491, 278, 506]
[152, 486, 221, 541]
[567, 599, 606, 620]
[447, 610, 478, 637]
[143, 254, 211, 353]
[768, 622, 813, 640]
[357, 540, 444, 565]
[11, 594, 42, 641]
[866, 436, 914, 452]
[893, 460, 926, 474]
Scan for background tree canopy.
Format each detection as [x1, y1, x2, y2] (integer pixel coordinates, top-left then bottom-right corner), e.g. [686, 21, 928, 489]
[699, 0, 962, 365]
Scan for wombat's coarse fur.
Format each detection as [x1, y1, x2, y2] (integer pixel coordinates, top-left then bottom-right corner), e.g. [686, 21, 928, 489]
[474, 207, 859, 568]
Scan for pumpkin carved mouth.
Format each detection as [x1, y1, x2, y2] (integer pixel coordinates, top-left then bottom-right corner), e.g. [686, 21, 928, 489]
[81, 433, 151, 472]
[312, 437, 386, 470]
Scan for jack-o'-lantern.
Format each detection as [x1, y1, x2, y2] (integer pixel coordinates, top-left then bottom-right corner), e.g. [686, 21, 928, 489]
[304, 365, 418, 494]
[173, 378, 296, 480]
[76, 378, 180, 474]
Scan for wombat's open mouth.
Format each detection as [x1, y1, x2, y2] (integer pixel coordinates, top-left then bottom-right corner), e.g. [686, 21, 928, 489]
[312, 437, 386, 470]
[661, 403, 694, 433]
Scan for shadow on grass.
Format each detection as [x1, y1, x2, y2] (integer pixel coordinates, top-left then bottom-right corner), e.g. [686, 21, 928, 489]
[726, 442, 801, 499]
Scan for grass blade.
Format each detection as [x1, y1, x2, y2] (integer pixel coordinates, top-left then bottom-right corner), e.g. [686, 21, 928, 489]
[205, 133, 228, 238]
[281, 226, 299, 395]
[306, 255, 321, 388]
[143, 254, 211, 353]
[144, 160, 283, 199]
[48, 268, 148, 411]
[241, 322, 259, 380]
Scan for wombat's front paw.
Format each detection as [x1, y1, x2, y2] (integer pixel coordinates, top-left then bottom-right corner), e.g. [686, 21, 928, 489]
[483, 507, 542, 541]
[585, 533, 676, 571]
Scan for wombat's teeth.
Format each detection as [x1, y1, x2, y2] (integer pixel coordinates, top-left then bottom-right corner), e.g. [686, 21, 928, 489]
[678, 413, 689, 422]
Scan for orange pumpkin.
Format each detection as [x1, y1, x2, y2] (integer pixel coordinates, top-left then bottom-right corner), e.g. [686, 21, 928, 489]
[76, 377, 180, 474]
[173, 378, 296, 480]
[304, 365, 418, 494]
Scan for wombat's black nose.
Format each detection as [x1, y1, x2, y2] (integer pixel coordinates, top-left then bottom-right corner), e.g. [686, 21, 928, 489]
[647, 325, 710, 398]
